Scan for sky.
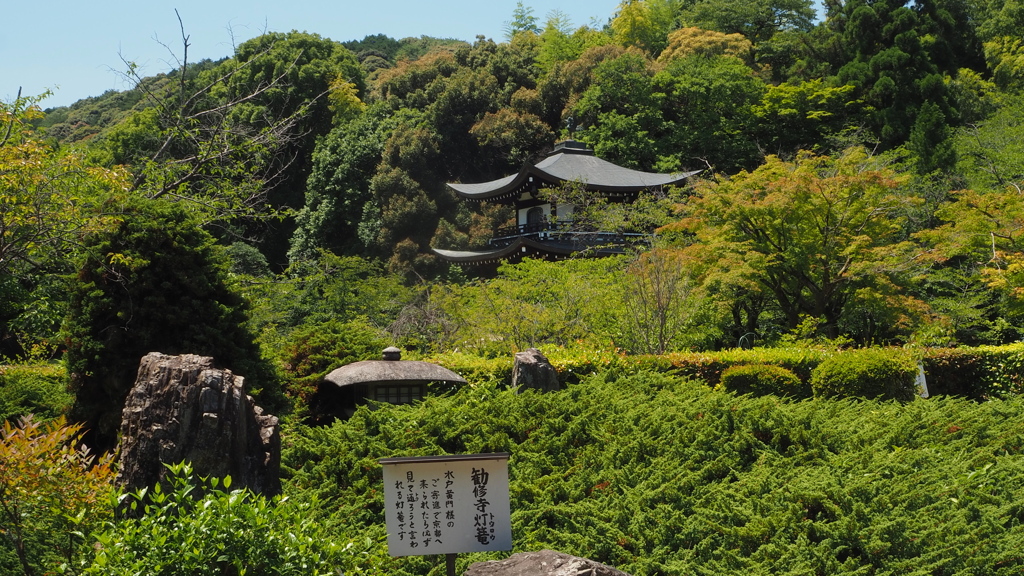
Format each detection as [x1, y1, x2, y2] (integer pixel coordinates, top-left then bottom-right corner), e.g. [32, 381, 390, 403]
[4, 1, 623, 109]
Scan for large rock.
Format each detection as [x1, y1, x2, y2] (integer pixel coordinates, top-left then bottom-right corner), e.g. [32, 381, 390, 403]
[464, 550, 631, 576]
[116, 352, 280, 496]
[511, 348, 560, 392]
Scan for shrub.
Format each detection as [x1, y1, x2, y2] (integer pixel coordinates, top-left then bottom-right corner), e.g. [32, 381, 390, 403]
[720, 364, 807, 397]
[84, 462, 386, 576]
[280, 318, 390, 402]
[0, 415, 114, 576]
[281, 370, 1024, 576]
[811, 348, 920, 400]
[0, 363, 72, 423]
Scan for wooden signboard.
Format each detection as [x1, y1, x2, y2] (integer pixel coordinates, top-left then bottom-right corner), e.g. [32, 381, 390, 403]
[379, 453, 512, 557]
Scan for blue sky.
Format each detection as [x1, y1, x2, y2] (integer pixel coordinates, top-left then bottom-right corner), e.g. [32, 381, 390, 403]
[5, 1, 622, 109]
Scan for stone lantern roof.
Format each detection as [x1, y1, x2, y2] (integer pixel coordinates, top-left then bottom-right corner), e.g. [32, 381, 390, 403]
[322, 348, 467, 389]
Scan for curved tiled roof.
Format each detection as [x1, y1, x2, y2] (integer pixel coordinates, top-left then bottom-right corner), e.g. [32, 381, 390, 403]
[447, 148, 699, 202]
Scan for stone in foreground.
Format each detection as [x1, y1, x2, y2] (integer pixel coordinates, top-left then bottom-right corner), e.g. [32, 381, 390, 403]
[116, 352, 280, 496]
[463, 549, 632, 576]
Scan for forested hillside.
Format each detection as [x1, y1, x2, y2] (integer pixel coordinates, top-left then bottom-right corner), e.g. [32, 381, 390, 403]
[8, 0, 1024, 367]
[5, 0, 1024, 573]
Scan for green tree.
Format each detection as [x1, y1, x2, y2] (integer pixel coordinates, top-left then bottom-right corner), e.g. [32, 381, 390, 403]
[572, 48, 766, 173]
[469, 107, 556, 165]
[225, 30, 365, 143]
[0, 93, 126, 281]
[343, 34, 402, 62]
[610, 0, 675, 55]
[655, 53, 766, 172]
[909, 100, 957, 174]
[678, 0, 816, 44]
[919, 184, 1024, 315]
[289, 103, 396, 262]
[103, 22, 367, 273]
[573, 49, 665, 169]
[955, 95, 1024, 191]
[615, 248, 719, 353]
[536, 12, 613, 72]
[1, 92, 128, 359]
[819, 0, 983, 149]
[504, 1, 541, 39]
[536, 44, 626, 129]
[751, 79, 862, 157]
[665, 148, 925, 341]
[657, 26, 754, 65]
[976, 0, 1024, 41]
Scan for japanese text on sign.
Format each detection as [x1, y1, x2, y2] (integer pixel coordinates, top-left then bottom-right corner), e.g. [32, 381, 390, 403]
[380, 454, 511, 556]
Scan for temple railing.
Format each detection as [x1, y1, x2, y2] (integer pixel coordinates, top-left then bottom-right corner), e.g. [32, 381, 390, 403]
[488, 222, 651, 250]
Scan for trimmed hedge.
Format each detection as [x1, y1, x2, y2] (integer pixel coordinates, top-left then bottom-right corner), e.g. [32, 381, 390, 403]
[923, 343, 1024, 399]
[427, 345, 1024, 401]
[811, 348, 920, 401]
[719, 364, 807, 398]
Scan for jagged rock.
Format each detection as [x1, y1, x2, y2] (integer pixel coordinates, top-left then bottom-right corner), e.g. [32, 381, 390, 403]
[511, 348, 560, 392]
[464, 549, 631, 576]
[116, 352, 280, 496]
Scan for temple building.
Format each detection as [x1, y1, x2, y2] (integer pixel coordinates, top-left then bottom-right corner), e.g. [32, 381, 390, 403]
[432, 140, 699, 266]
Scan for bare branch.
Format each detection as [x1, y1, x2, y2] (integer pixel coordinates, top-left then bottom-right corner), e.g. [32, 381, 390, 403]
[0, 87, 21, 147]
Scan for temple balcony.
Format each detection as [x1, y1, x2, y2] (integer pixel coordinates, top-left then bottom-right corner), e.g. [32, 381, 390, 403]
[486, 221, 650, 252]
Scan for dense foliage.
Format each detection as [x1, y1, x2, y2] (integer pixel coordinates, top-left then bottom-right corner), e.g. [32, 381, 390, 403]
[82, 462, 385, 576]
[64, 198, 275, 452]
[718, 363, 805, 397]
[810, 347, 920, 401]
[282, 371, 1024, 576]
[0, 364, 72, 423]
[0, 416, 114, 576]
[7, 0, 1024, 358]
[8, 1, 1024, 573]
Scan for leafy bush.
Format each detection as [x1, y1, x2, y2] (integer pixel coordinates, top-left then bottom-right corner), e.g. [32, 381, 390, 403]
[811, 348, 920, 400]
[966, 343, 1024, 398]
[423, 351, 515, 386]
[719, 363, 807, 397]
[0, 363, 72, 423]
[225, 242, 273, 277]
[0, 415, 114, 576]
[83, 462, 386, 576]
[659, 347, 829, 385]
[280, 318, 390, 402]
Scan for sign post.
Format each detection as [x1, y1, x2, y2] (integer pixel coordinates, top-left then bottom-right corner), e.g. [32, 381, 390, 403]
[379, 453, 512, 576]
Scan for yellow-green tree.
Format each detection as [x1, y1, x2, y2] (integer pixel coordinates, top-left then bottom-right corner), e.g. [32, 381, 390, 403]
[0, 93, 127, 280]
[922, 186, 1024, 310]
[664, 148, 926, 342]
[611, 0, 675, 55]
[1, 92, 128, 358]
[657, 26, 754, 66]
